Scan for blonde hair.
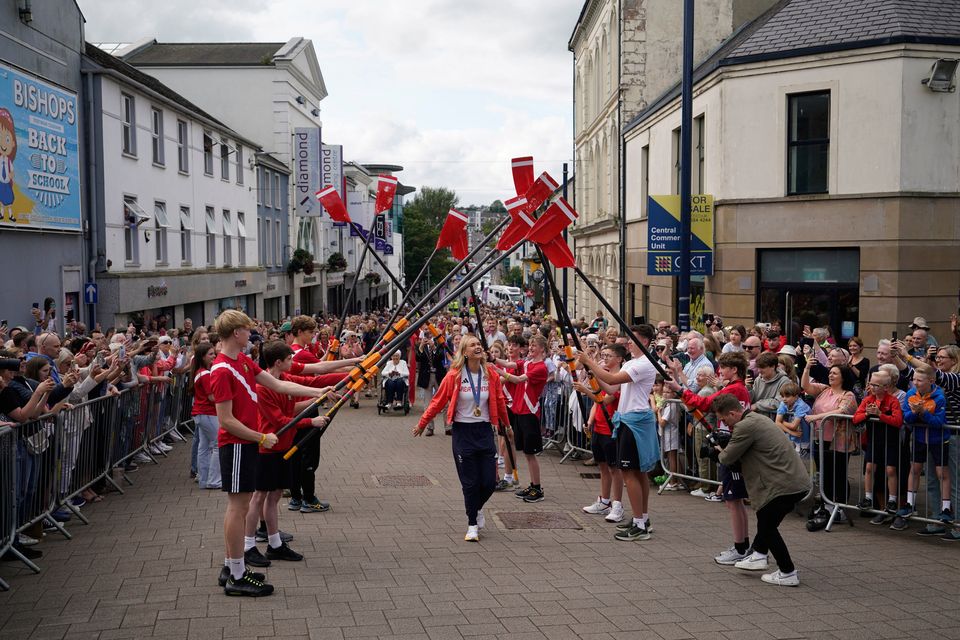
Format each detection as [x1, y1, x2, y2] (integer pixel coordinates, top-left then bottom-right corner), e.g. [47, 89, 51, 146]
[451, 335, 487, 371]
[214, 309, 255, 339]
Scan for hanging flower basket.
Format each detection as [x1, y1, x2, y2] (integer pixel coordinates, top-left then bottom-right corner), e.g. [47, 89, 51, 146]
[364, 272, 381, 285]
[287, 248, 315, 275]
[327, 252, 347, 272]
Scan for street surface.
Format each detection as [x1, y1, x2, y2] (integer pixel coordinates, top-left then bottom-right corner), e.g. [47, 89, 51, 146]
[2, 402, 959, 640]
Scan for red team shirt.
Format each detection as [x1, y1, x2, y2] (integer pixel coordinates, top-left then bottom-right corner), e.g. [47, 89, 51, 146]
[592, 391, 620, 436]
[510, 359, 549, 417]
[257, 372, 349, 453]
[291, 343, 321, 365]
[210, 351, 263, 447]
[192, 369, 216, 416]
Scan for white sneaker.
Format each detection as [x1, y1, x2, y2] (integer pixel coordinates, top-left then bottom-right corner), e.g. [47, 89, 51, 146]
[604, 501, 625, 523]
[134, 453, 152, 463]
[690, 488, 708, 498]
[582, 497, 612, 515]
[477, 511, 485, 529]
[169, 429, 186, 442]
[158, 442, 173, 452]
[18, 533, 39, 546]
[761, 570, 800, 586]
[734, 552, 769, 571]
[497, 455, 504, 468]
[464, 525, 479, 542]
[714, 546, 748, 565]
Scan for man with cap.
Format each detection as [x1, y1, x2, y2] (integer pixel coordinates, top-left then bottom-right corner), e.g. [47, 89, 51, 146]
[908, 317, 938, 355]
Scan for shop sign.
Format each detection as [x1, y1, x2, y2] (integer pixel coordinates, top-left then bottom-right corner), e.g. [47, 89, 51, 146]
[147, 285, 168, 298]
[646, 194, 714, 276]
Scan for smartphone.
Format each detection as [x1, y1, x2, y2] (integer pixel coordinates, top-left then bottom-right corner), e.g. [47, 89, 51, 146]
[119, 345, 126, 359]
[892, 330, 898, 341]
[32, 302, 40, 309]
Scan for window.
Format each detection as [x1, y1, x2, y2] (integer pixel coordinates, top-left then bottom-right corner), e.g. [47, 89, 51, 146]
[205, 206, 216, 265]
[203, 131, 214, 175]
[640, 144, 649, 219]
[121, 93, 136, 155]
[274, 173, 281, 210]
[220, 141, 230, 181]
[235, 144, 244, 185]
[264, 216, 272, 266]
[275, 220, 282, 266]
[257, 216, 263, 266]
[694, 115, 705, 194]
[177, 120, 189, 173]
[256, 168, 262, 205]
[223, 209, 232, 265]
[237, 212, 247, 265]
[154, 201, 169, 264]
[151, 108, 164, 165]
[123, 196, 142, 263]
[263, 169, 272, 207]
[672, 127, 681, 195]
[180, 206, 192, 265]
[787, 91, 830, 195]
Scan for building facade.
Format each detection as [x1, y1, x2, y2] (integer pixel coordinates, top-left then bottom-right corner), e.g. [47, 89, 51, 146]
[567, 0, 778, 319]
[83, 44, 261, 329]
[0, 1, 87, 332]
[118, 38, 333, 314]
[256, 152, 291, 323]
[622, 0, 960, 348]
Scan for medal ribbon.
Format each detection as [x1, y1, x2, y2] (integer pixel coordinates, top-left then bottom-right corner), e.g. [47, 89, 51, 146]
[465, 366, 482, 414]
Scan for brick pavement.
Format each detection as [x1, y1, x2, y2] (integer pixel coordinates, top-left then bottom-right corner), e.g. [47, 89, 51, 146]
[2, 402, 960, 640]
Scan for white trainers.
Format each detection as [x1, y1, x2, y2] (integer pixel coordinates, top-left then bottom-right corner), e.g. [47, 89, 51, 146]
[734, 552, 769, 571]
[714, 546, 748, 565]
[477, 510, 485, 529]
[464, 525, 479, 542]
[689, 488, 708, 498]
[582, 497, 612, 515]
[497, 455, 504, 468]
[761, 570, 800, 586]
[169, 429, 186, 442]
[604, 501, 625, 523]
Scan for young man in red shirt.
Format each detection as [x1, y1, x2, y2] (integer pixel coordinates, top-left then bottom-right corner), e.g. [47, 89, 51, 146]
[211, 310, 333, 597]
[242, 341, 338, 569]
[496, 334, 550, 503]
[494, 335, 526, 492]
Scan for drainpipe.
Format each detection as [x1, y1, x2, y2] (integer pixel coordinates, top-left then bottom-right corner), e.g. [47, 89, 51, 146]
[83, 69, 99, 329]
[617, 0, 627, 320]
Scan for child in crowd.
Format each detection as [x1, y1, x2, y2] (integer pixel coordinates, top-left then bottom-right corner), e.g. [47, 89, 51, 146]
[898, 364, 950, 524]
[775, 383, 811, 458]
[658, 385, 682, 489]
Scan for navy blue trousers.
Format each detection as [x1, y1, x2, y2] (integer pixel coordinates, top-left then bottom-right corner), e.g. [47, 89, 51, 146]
[451, 421, 498, 526]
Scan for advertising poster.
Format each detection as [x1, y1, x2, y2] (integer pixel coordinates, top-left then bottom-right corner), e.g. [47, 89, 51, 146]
[293, 126, 322, 216]
[0, 62, 81, 232]
[646, 194, 714, 276]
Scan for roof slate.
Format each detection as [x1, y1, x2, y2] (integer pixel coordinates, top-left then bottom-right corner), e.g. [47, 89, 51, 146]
[123, 42, 285, 66]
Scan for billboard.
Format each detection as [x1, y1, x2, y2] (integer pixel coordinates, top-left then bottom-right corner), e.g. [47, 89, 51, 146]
[293, 127, 322, 217]
[0, 62, 81, 232]
[646, 194, 714, 276]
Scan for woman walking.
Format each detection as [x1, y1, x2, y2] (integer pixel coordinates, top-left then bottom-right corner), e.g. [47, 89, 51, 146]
[413, 336, 509, 541]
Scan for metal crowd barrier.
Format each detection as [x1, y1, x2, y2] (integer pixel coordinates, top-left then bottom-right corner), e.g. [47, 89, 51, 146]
[3, 372, 193, 581]
[817, 413, 960, 533]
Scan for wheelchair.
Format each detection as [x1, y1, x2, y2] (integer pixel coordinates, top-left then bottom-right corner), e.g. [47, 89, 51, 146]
[377, 375, 411, 415]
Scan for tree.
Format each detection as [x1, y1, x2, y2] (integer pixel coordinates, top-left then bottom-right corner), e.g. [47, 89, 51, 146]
[489, 199, 506, 213]
[402, 187, 460, 291]
[505, 266, 524, 287]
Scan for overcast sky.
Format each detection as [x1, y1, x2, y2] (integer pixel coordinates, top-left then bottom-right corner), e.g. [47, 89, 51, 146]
[78, 0, 582, 206]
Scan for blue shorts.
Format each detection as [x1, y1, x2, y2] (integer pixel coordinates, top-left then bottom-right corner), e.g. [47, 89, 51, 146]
[719, 464, 748, 501]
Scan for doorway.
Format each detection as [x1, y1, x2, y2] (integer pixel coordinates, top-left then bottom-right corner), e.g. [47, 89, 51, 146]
[756, 248, 860, 345]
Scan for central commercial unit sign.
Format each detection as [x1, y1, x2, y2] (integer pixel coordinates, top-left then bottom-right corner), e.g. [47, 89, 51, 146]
[646, 194, 714, 276]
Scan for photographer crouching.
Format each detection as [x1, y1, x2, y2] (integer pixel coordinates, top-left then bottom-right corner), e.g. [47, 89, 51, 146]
[710, 394, 811, 587]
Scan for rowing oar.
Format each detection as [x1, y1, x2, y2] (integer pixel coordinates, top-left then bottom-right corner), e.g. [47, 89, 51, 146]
[468, 280, 519, 484]
[281, 236, 532, 460]
[533, 244, 617, 430]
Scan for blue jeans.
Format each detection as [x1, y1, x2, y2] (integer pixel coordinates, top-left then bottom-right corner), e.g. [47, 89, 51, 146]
[191, 424, 199, 474]
[194, 415, 221, 489]
[16, 440, 38, 526]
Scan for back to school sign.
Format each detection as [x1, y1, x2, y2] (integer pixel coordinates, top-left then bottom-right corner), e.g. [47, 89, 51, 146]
[0, 62, 82, 232]
[646, 194, 714, 276]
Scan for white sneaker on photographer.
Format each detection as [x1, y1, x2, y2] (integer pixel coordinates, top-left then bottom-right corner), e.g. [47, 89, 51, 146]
[604, 501, 625, 523]
[582, 497, 611, 515]
[761, 570, 800, 587]
[734, 551, 769, 571]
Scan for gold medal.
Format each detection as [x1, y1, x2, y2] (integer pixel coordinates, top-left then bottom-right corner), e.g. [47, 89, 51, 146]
[473, 406, 482, 417]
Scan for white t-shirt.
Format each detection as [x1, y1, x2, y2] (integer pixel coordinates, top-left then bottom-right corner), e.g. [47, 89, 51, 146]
[456, 366, 490, 423]
[617, 356, 657, 414]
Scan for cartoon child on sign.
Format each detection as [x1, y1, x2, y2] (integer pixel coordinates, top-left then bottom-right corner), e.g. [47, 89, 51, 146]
[0, 108, 16, 222]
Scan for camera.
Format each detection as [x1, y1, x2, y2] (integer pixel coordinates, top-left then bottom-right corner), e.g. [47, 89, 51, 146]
[699, 429, 732, 461]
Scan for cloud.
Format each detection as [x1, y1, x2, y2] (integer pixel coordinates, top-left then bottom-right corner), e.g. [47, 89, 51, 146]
[79, 0, 581, 205]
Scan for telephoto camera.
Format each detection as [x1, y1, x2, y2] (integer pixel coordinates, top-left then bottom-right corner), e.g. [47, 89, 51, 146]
[700, 429, 732, 462]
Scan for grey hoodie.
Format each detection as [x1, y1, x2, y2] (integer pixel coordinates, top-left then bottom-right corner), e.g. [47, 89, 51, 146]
[750, 370, 790, 415]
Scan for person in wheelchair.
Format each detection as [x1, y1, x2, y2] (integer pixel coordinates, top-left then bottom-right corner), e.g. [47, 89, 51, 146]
[382, 351, 409, 410]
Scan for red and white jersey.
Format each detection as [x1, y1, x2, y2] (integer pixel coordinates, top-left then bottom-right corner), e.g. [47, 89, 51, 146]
[292, 342, 320, 365]
[211, 351, 263, 447]
[192, 369, 216, 416]
[510, 359, 549, 417]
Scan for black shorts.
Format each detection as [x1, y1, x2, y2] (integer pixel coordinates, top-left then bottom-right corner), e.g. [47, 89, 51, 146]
[219, 443, 259, 494]
[512, 413, 543, 455]
[591, 432, 618, 467]
[912, 440, 949, 466]
[617, 424, 641, 471]
[256, 452, 293, 492]
[719, 464, 748, 501]
[864, 423, 901, 466]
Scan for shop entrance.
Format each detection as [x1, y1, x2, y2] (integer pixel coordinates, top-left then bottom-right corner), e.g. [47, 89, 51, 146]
[756, 249, 860, 345]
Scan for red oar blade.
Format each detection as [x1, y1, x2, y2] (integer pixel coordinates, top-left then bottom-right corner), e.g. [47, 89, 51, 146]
[540, 236, 575, 268]
[511, 156, 534, 196]
[374, 174, 399, 214]
[436, 208, 468, 251]
[523, 172, 560, 212]
[315, 186, 351, 224]
[451, 234, 469, 260]
[527, 197, 578, 243]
